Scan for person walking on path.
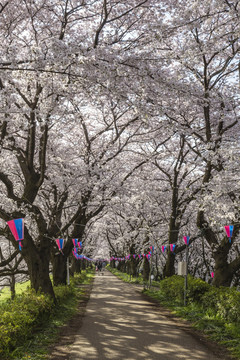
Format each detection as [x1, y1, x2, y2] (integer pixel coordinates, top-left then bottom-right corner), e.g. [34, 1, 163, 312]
[96, 261, 102, 275]
[57, 270, 232, 360]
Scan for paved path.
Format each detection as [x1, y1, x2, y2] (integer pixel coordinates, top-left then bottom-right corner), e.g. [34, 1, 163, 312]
[69, 271, 229, 360]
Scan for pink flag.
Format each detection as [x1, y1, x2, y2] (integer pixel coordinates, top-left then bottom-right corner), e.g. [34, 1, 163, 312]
[161, 245, 166, 253]
[72, 238, 78, 247]
[56, 238, 65, 252]
[183, 236, 190, 246]
[224, 225, 234, 243]
[7, 218, 24, 241]
[170, 244, 176, 252]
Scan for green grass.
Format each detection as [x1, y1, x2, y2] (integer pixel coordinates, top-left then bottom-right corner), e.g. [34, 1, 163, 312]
[0, 280, 31, 303]
[108, 266, 240, 360]
[1, 269, 95, 360]
[108, 266, 161, 289]
[144, 288, 240, 359]
[108, 266, 144, 285]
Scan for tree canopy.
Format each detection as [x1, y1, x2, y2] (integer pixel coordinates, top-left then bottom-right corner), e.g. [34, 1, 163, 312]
[0, 0, 239, 298]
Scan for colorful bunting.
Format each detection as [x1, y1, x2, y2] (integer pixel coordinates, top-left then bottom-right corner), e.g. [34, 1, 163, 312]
[224, 225, 234, 243]
[72, 238, 78, 247]
[72, 251, 93, 261]
[7, 218, 24, 251]
[109, 246, 154, 262]
[170, 244, 176, 252]
[7, 218, 24, 241]
[183, 236, 190, 246]
[56, 238, 65, 253]
[161, 245, 166, 253]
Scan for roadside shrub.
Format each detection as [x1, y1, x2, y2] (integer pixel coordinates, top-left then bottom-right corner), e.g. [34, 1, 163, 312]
[54, 283, 75, 301]
[202, 286, 240, 323]
[187, 276, 211, 302]
[159, 275, 184, 303]
[0, 289, 53, 358]
[201, 286, 220, 312]
[217, 287, 240, 323]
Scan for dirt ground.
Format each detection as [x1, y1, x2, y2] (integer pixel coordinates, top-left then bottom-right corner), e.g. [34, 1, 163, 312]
[48, 270, 234, 360]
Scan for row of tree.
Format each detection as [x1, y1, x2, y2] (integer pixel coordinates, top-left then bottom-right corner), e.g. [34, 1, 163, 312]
[0, 0, 239, 300]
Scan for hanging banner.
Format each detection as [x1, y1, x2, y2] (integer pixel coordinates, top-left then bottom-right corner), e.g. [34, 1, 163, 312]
[170, 244, 176, 252]
[56, 238, 65, 252]
[183, 236, 190, 246]
[72, 239, 78, 247]
[224, 225, 234, 243]
[161, 245, 166, 253]
[7, 218, 24, 251]
[7, 218, 24, 241]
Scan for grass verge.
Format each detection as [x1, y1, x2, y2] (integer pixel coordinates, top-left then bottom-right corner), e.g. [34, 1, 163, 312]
[144, 289, 240, 359]
[0, 280, 31, 304]
[107, 265, 160, 288]
[2, 269, 95, 360]
[108, 266, 240, 360]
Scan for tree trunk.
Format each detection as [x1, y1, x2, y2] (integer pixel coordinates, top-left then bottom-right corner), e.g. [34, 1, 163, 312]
[143, 258, 150, 281]
[129, 259, 138, 277]
[163, 252, 175, 277]
[213, 250, 233, 287]
[52, 253, 67, 286]
[81, 259, 86, 270]
[26, 247, 55, 301]
[163, 176, 180, 277]
[197, 212, 235, 287]
[10, 274, 16, 300]
[71, 257, 81, 274]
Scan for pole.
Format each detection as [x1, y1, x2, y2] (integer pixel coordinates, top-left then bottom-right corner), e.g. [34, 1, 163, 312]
[67, 256, 70, 285]
[148, 255, 153, 289]
[184, 245, 188, 306]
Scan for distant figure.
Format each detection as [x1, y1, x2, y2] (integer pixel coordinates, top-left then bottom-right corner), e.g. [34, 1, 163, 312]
[102, 261, 106, 275]
[97, 261, 102, 275]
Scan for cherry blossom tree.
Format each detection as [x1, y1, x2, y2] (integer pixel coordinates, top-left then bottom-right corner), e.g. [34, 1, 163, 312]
[0, 0, 159, 298]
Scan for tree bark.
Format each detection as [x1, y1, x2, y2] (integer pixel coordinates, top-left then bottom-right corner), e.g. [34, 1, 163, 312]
[25, 246, 55, 301]
[52, 253, 67, 286]
[71, 257, 82, 274]
[163, 252, 175, 277]
[10, 274, 16, 300]
[212, 247, 233, 287]
[143, 257, 150, 281]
